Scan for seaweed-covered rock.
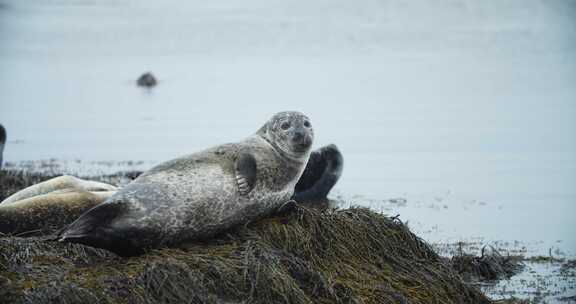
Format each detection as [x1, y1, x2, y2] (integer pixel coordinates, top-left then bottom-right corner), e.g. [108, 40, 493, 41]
[0, 205, 490, 304]
[451, 246, 524, 282]
[1, 170, 491, 303]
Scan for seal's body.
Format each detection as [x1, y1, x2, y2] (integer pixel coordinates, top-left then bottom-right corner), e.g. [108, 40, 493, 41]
[0, 143, 342, 236]
[1, 175, 117, 205]
[59, 112, 314, 255]
[0, 175, 117, 235]
[0, 190, 115, 235]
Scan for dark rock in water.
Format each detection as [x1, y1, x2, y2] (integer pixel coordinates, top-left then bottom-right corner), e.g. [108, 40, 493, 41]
[136, 72, 157, 88]
[0, 206, 491, 304]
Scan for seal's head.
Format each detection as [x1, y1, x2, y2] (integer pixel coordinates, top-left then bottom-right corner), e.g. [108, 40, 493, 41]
[0, 124, 5, 145]
[258, 111, 314, 160]
[0, 123, 5, 168]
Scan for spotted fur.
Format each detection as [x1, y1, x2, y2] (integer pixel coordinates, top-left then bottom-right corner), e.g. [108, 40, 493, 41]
[59, 111, 314, 256]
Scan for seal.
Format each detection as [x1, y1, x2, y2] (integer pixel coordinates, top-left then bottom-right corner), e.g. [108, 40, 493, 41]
[59, 111, 314, 255]
[0, 124, 5, 169]
[0, 144, 341, 236]
[0, 189, 116, 235]
[1, 175, 118, 205]
[137, 72, 157, 88]
[0, 174, 118, 235]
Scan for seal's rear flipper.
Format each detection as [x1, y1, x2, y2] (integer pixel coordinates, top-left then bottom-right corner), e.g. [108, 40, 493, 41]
[60, 232, 144, 257]
[59, 202, 118, 241]
[58, 202, 143, 256]
[293, 144, 343, 203]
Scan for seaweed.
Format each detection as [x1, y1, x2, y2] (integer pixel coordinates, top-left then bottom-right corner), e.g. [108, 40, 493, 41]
[450, 245, 524, 282]
[0, 205, 491, 304]
[0, 170, 491, 303]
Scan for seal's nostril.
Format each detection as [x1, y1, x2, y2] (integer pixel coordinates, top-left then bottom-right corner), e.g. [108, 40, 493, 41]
[292, 131, 304, 142]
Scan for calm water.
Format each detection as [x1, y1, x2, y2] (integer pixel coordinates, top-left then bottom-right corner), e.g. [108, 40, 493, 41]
[1, 0, 575, 274]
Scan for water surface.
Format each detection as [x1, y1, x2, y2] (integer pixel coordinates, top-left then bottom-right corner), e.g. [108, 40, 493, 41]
[1, 0, 575, 299]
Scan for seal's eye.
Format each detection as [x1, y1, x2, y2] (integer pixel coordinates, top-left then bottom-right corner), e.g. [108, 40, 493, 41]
[280, 122, 291, 130]
[303, 121, 311, 128]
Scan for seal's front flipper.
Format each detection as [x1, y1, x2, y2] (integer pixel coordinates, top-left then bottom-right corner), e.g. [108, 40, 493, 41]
[235, 152, 257, 196]
[293, 144, 343, 203]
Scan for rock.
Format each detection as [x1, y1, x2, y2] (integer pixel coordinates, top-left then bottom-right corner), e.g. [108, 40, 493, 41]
[0, 205, 491, 304]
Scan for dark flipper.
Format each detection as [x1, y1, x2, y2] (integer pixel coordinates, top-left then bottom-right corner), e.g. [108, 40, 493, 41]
[58, 191, 153, 257]
[235, 152, 257, 196]
[58, 183, 173, 256]
[58, 201, 139, 256]
[293, 144, 343, 203]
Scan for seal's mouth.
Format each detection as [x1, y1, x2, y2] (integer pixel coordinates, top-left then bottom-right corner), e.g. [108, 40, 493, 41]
[292, 136, 312, 153]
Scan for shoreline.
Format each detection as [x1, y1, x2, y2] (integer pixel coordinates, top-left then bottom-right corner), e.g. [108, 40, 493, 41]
[1, 168, 574, 302]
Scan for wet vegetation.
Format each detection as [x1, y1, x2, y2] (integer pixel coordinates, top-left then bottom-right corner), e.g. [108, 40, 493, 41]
[450, 245, 524, 282]
[0, 206, 491, 304]
[0, 169, 497, 303]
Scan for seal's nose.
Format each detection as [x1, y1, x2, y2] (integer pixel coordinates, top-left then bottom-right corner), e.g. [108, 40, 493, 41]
[292, 130, 305, 142]
[291, 128, 312, 151]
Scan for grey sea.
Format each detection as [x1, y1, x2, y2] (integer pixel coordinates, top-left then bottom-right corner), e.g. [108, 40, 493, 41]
[1, 0, 575, 301]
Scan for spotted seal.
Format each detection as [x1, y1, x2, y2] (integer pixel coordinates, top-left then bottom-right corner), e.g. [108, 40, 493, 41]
[1, 175, 118, 205]
[0, 189, 116, 235]
[0, 145, 342, 237]
[59, 111, 315, 255]
[0, 175, 118, 235]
